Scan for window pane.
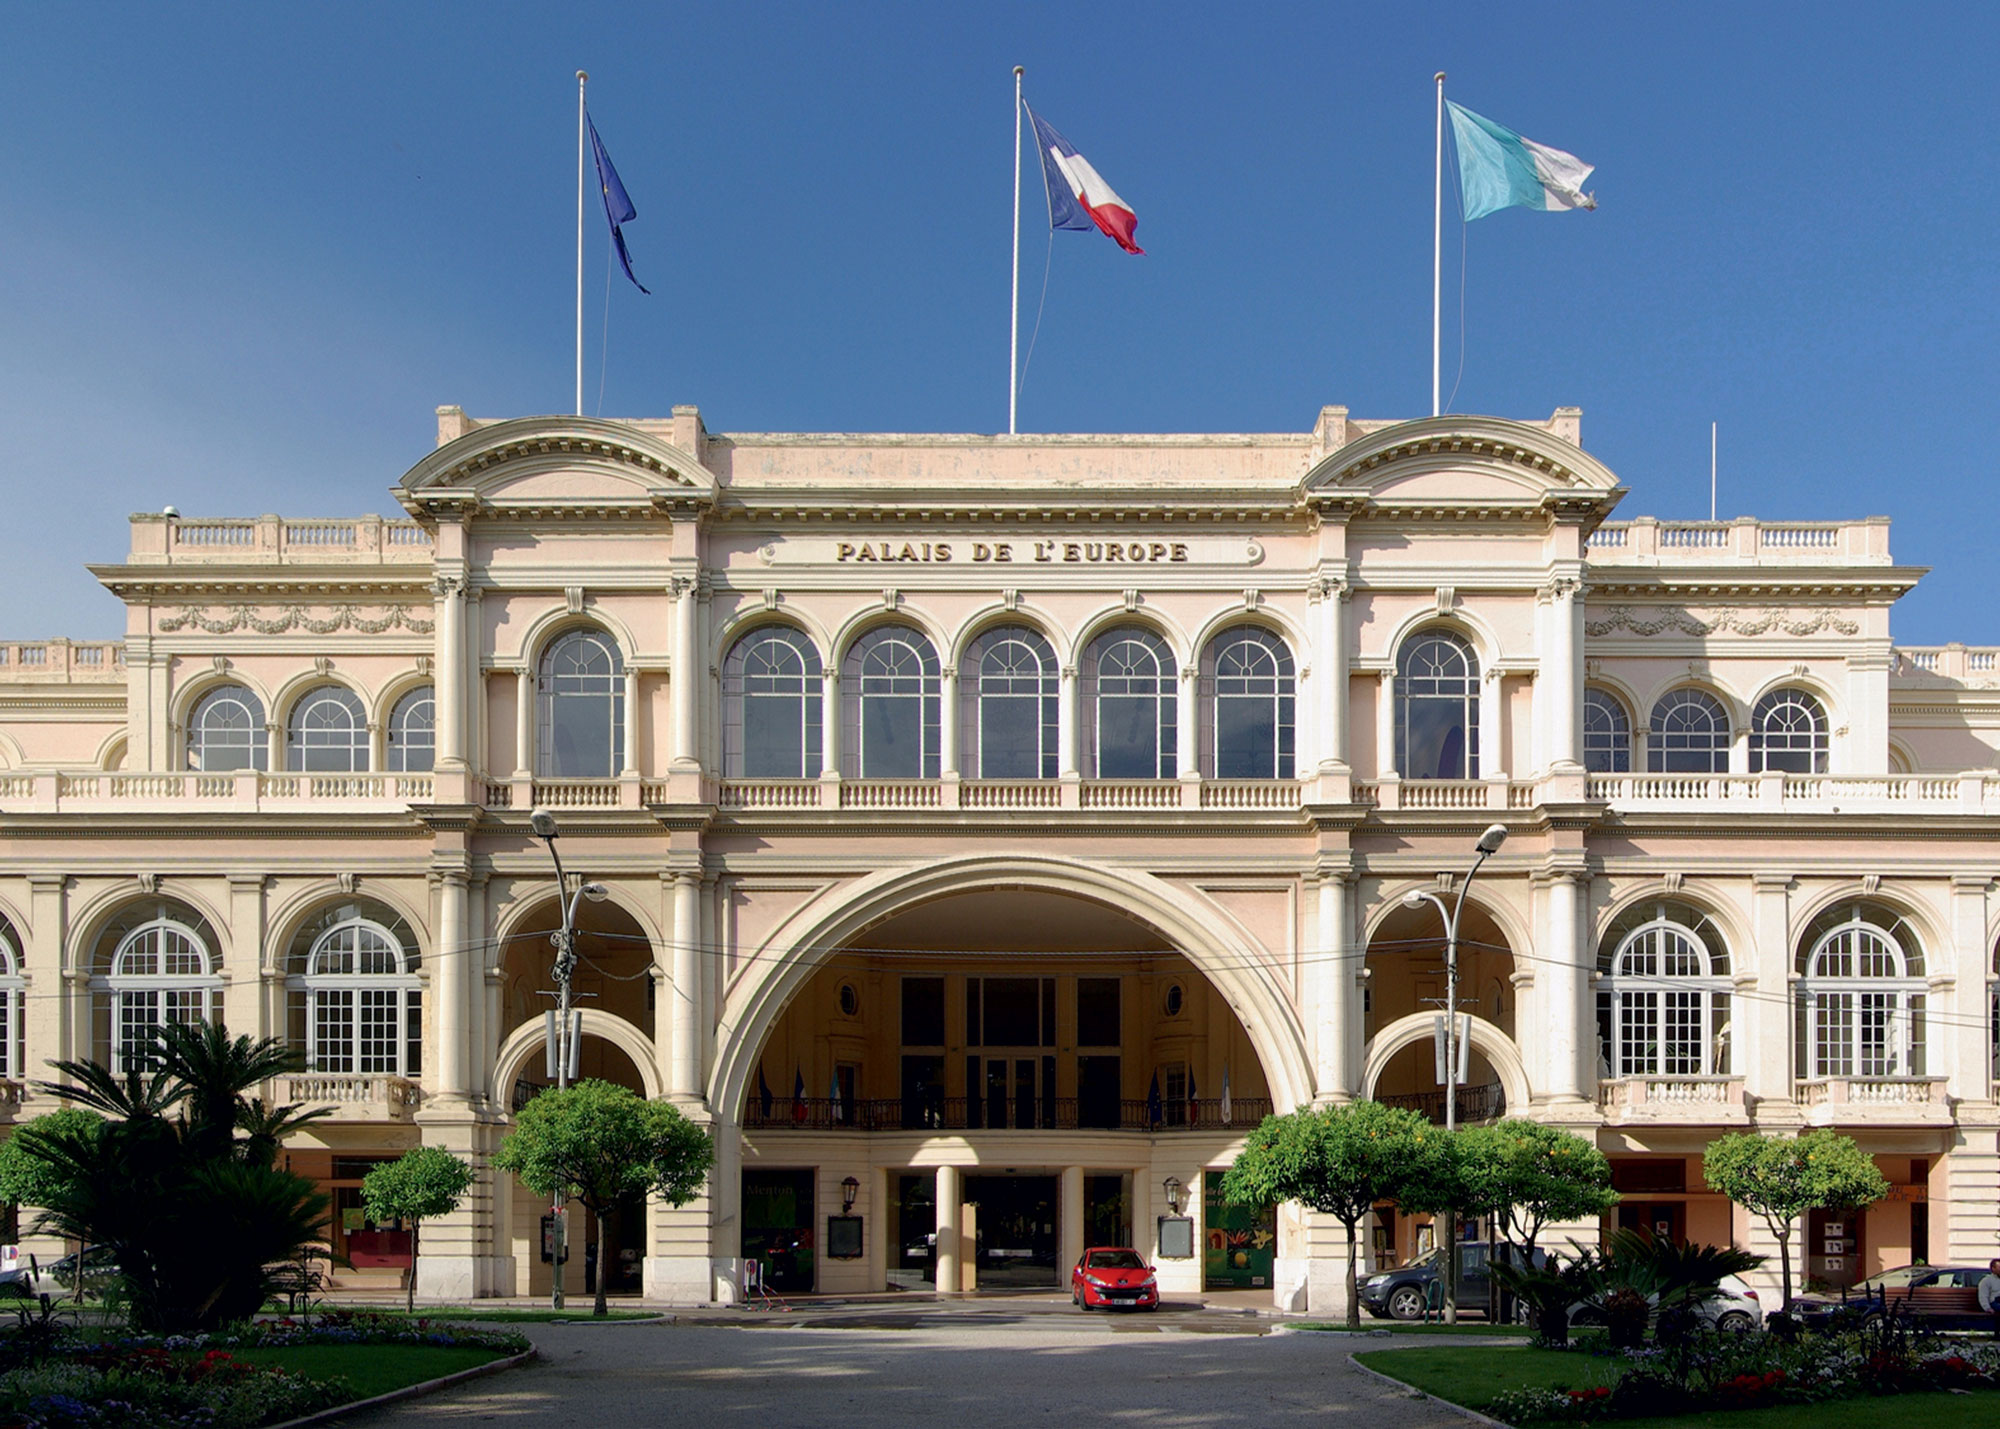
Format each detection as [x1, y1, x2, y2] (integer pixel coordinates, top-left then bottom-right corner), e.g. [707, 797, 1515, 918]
[861, 693, 924, 777]
[982, 978, 1040, 1046]
[1216, 699, 1276, 779]
[980, 695, 1042, 778]
[1077, 978, 1121, 1046]
[901, 977, 945, 1046]
[743, 697, 806, 777]
[1098, 696, 1159, 778]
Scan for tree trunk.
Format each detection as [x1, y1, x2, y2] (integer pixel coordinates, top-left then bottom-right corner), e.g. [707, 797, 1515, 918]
[407, 1224, 420, 1315]
[1776, 1221, 1792, 1309]
[1344, 1219, 1359, 1329]
[593, 1205, 610, 1318]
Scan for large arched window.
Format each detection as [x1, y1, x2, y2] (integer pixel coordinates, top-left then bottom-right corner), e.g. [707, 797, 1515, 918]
[386, 686, 435, 773]
[1202, 627, 1295, 779]
[1595, 901, 1732, 1077]
[285, 900, 422, 1077]
[1750, 688, 1828, 774]
[1796, 902, 1926, 1080]
[0, 916, 22, 1081]
[961, 626, 1058, 779]
[538, 629, 624, 777]
[1396, 631, 1479, 779]
[1583, 689, 1632, 774]
[722, 627, 823, 778]
[287, 685, 368, 773]
[841, 626, 940, 779]
[186, 684, 268, 772]
[90, 901, 221, 1073]
[1083, 628, 1176, 779]
[1648, 689, 1730, 774]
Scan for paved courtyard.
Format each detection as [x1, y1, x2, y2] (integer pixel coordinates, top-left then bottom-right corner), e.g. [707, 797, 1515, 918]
[350, 1298, 1487, 1428]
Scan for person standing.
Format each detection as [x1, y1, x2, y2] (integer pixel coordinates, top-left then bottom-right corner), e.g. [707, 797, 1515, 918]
[1977, 1258, 2000, 1339]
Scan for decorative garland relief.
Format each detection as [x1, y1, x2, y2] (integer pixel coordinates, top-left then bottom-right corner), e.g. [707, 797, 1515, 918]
[1584, 606, 1859, 639]
[156, 605, 436, 636]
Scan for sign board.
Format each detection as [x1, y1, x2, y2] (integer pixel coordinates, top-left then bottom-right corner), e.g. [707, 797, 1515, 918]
[827, 1215, 864, 1260]
[1157, 1215, 1195, 1260]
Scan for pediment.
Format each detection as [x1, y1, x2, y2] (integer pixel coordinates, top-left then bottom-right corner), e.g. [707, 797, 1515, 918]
[1300, 416, 1623, 514]
[393, 415, 715, 516]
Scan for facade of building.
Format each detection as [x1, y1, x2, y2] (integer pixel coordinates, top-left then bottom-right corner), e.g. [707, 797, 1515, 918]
[0, 401, 1993, 1311]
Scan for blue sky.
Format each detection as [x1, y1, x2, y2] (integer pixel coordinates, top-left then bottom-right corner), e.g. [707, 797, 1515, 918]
[2, 2, 1992, 642]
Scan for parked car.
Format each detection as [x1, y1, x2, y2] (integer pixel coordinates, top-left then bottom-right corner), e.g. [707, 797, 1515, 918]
[1361, 1242, 1545, 1321]
[1701, 1274, 1764, 1332]
[15, 1246, 120, 1300]
[1789, 1264, 1990, 1330]
[1071, 1247, 1159, 1311]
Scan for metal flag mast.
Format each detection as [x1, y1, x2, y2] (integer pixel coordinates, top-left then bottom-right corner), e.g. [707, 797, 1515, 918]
[576, 70, 588, 418]
[1433, 71, 1446, 418]
[1010, 65, 1024, 437]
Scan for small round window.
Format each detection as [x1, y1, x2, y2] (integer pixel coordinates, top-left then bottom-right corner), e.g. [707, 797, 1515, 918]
[838, 982, 860, 1018]
[1163, 983, 1184, 1017]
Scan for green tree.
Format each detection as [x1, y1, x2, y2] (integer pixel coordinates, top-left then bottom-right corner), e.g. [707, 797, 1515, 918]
[495, 1080, 714, 1317]
[0, 1108, 105, 1213]
[362, 1147, 476, 1313]
[1455, 1120, 1620, 1257]
[1703, 1128, 1888, 1306]
[1220, 1100, 1454, 1328]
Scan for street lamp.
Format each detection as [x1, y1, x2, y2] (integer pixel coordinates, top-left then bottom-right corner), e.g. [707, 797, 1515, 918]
[1400, 821, 1508, 1324]
[1162, 1176, 1185, 1215]
[528, 807, 611, 1311]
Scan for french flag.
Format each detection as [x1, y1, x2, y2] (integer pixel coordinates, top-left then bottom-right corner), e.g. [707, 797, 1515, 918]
[1028, 109, 1143, 255]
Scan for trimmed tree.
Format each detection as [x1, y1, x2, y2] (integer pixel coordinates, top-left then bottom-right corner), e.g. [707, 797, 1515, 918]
[1221, 1100, 1455, 1328]
[1455, 1119, 1620, 1258]
[495, 1079, 714, 1316]
[361, 1147, 476, 1312]
[1703, 1128, 1889, 1306]
[0, 1109, 105, 1301]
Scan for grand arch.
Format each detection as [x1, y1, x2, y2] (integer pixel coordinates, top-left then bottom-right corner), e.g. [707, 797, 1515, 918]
[492, 1009, 663, 1104]
[1360, 1010, 1533, 1112]
[709, 853, 1314, 1123]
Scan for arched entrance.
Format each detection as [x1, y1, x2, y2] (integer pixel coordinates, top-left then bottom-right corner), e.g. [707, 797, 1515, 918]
[1361, 896, 1519, 1121]
[496, 893, 657, 1088]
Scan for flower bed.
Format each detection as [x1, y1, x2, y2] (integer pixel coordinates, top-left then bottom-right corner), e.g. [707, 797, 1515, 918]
[0, 1310, 530, 1428]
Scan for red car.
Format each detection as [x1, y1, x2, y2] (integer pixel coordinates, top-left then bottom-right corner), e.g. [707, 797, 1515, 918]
[1071, 1247, 1159, 1311]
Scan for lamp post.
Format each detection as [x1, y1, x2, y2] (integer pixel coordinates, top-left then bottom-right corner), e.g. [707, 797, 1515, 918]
[1400, 821, 1509, 1324]
[528, 807, 610, 1311]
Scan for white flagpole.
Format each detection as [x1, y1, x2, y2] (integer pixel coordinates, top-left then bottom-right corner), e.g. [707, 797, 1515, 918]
[1710, 421, 1718, 521]
[1010, 66, 1024, 436]
[576, 71, 589, 418]
[1433, 71, 1445, 418]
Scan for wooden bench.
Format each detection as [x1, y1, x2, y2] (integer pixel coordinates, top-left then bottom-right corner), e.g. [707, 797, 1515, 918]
[1887, 1285, 1984, 1325]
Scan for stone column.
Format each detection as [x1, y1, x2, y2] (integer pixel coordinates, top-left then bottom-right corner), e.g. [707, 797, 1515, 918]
[1318, 579, 1349, 771]
[434, 869, 471, 1105]
[1479, 672, 1506, 781]
[1541, 870, 1589, 1105]
[224, 874, 267, 1040]
[1746, 873, 1792, 1103]
[621, 668, 641, 776]
[467, 874, 492, 1102]
[1545, 577, 1582, 771]
[1948, 876, 1990, 1101]
[670, 576, 698, 767]
[670, 870, 701, 1101]
[938, 669, 958, 777]
[265, 722, 282, 775]
[820, 671, 841, 778]
[514, 670, 534, 778]
[1314, 871, 1354, 1101]
[1175, 667, 1199, 780]
[1376, 672, 1397, 778]
[23, 875, 67, 1074]
[1058, 665, 1079, 778]
[935, 1165, 962, 1296]
[434, 576, 467, 770]
[1059, 1165, 1085, 1284]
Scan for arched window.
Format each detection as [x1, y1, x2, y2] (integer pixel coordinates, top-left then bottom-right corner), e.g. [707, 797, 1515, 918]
[841, 627, 940, 779]
[386, 686, 435, 773]
[722, 627, 823, 778]
[0, 917, 22, 1081]
[1084, 628, 1176, 779]
[1751, 688, 1828, 774]
[286, 900, 422, 1077]
[538, 629, 624, 777]
[1595, 901, 1732, 1077]
[1648, 689, 1730, 774]
[90, 901, 221, 1073]
[1797, 902, 1926, 1080]
[286, 685, 368, 773]
[1583, 690, 1632, 774]
[187, 684, 267, 772]
[961, 626, 1058, 779]
[1202, 628, 1295, 779]
[1396, 631, 1479, 779]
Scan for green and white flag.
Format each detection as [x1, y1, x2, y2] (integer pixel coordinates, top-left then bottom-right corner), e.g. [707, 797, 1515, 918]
[1446, 100, 1597, 220]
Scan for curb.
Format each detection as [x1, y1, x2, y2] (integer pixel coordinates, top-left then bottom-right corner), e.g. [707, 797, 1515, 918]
[269, 1346, 539, 1428]
[1346, 1352, 1517, 1429]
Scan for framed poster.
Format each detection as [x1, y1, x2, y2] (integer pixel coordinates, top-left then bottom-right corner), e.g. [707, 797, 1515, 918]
[1158, 1216, 1195, 1260]
[826, 1215, 864, 1260]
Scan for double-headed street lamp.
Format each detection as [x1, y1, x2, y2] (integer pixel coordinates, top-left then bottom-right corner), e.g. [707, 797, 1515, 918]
[528, 807, 610, 1311]
[1401, 821, 1509, 1324]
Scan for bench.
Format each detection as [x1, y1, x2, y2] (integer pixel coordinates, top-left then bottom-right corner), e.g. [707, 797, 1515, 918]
[1890, 1285, 1983, 1319]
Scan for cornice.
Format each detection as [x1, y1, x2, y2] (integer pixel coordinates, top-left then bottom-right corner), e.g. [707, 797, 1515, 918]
[0, 813, 439, 839]
[89, 568, 434, 603]
[393, 416, 716, 516]
[707, 497, 1299, 525]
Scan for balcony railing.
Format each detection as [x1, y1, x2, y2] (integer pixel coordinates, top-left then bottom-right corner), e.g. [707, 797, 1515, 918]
[0, 771, 436, 811]
[1584, 517, 1887, 563]
[279, 1074, 421, 1120]
[1798, 1077, 1950, 1112]
[742, 1095, 1273, 1133]
[141, 515, 434, 564]
[1374, 1083, 1505, 1125]
[1599, 1077, 1748, 1124]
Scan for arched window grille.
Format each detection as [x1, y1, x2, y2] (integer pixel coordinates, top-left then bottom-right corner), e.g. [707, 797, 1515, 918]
[1796, 902, 1926, 1080]
[1396, 631, 1479, 779]
[287, 685, 368, 773]
[90, 901, 221, 1073]
[1750, 687, 1829, 774]
[386, 686, 435, 773]
[0, 919, 22, 1081]
[538, 629, 624, 777]
[841, 627, 940, 779]
[187, 684, 268, 772]
[1594, 901, 1732, 1078]
[1083, 628, 1176, 779]
[721, 627, 823, 778]
[1583, 689, 1632, 774]
[1201, 627, 1295, 779]
[285, 900, 422, 1077]
[1648, 689, 1730, 774]
[960, 626, 1058, 779]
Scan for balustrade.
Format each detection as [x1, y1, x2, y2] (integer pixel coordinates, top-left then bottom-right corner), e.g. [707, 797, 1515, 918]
[741, 1095, 1273, 1133]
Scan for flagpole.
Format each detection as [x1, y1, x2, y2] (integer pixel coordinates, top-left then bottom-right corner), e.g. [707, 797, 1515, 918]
[1010, 66, 1024, 437]
[1433, 71, 1445, 418]
[576, 70, 588, 418]
[1710, 421, 1718, 522]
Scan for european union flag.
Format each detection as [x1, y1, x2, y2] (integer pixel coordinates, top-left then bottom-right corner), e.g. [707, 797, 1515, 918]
[587, 110, 651, 294]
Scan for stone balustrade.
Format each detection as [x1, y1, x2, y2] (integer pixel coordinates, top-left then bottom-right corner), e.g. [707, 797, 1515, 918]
[1893, 644, 2000, 682]
[1599, 1077, 1750, 1125]
[127, 513, 433, 565]
[1585, 516, 1888, 563]
[279, 1073, 421, 1120]
[0, 640, 126, 682]
[0, 771, 435, 812]
[1798, 1077, 1951, 1124]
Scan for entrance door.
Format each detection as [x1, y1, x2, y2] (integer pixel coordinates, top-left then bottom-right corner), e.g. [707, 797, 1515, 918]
[965, 1175, 1058, 1287]
[1617, 1202, 1687, 1246]
[979, 1056, 1054, 1129]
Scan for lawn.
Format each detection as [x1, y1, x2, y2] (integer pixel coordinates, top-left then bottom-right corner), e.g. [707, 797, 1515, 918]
[1299, 1321, 1532, 1336]
[231, 1343, 511, 1399]
[330, 1305, 658, 1323]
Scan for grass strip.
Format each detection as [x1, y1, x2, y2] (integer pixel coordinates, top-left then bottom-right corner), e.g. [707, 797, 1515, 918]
[314, 1305, 656, 1323]
[230, 1344, 507, 1400]
[1298, 1321, 1532, 1336]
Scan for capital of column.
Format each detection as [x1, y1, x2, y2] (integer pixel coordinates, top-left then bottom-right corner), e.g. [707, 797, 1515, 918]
[432, 574, 465, 600]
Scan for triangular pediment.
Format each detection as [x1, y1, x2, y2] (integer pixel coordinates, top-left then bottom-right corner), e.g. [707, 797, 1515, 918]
[1300, 416, 1623, 514]
[393, 415, 714, 516]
